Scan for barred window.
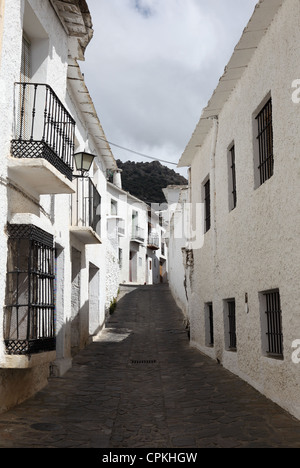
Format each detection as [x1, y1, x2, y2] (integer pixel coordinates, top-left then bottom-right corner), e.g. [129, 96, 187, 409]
[224, 299, 237, 351]
[4, 224, 56, 355]
[228, 144, 237, 210]
[205, 302, 214, 347]
[256, 98, 274, 185]
[261, 290, 283, 358]
[204, 178, 211, 233]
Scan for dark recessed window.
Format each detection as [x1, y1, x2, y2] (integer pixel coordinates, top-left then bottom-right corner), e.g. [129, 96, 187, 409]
[206, 302, 214, 347]
[262, 290, 283, 358]
[256, 98, 274, 185]
[229, 144, 237, 210]
[4, 224, 56, 355]
[225, 299, 237, 351]
[204, 178, 211, 233]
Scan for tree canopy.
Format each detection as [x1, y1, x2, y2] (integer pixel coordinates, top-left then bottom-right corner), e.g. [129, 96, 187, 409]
[114, 159, 188, 204]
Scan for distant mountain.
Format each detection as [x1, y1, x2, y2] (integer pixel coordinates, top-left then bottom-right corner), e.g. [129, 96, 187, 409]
[115, 159, 188, 205]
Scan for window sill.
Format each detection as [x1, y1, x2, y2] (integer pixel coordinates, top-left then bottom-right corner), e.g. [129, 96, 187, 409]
[0, 351, 56, 369]
[263, 353, 284, 361]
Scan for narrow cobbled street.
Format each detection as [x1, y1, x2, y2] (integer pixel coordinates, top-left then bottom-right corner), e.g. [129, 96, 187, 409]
[0, 284, 300, 449]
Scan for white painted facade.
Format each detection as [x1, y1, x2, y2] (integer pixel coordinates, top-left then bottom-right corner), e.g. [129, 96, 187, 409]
[176, 0, 300, 420]
[106, 179, 168, 287]
[163, 185, 189, 320]
[0, 0, 120, 413]
[146, 207, 168, 285]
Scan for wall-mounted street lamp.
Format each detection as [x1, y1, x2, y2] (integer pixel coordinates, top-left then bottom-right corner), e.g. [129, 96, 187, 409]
[73, 151, 96, 177]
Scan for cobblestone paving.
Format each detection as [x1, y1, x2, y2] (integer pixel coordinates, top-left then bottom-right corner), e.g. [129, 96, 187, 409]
[0, 284, 300, 448]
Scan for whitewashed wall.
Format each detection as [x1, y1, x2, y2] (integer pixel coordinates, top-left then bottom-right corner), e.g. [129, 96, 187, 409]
[189, 0, 300, 419]
[164, 186, 189, 318]
[0, 0, 116, 412]
[0, 0, 73, 410]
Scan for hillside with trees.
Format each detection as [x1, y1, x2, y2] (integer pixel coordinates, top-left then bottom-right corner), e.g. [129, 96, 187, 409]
[114, 159, 188, 204]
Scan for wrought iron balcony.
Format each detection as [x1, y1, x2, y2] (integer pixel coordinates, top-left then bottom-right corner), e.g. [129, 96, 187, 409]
[11, 82, 75, 181]
[118, 223, 125, 236]
[4, 224, 56, 356]
[70, 177, 101, 244]
[131, 225, 145, 243]
[148, 233, 159, 250]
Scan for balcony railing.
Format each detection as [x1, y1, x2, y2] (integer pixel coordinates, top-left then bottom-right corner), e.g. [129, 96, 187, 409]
[118, 220, 125, 236]
[148, 233, 159, 249]
[132, 225, 145, 242]
[70, 177, 101, 236]
[11, 83, 75, 181]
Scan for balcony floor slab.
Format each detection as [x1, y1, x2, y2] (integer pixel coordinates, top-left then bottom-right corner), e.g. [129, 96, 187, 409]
[7, 157, 76, 196]
[70, 226, 102, 244]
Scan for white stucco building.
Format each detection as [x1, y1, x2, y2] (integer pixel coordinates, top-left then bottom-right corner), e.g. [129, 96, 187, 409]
[174, 0, 300, 420]
[163, 185, 190, 320]
[0, 0, 122, 413]
[147, 207, 168, 285]
[106, 173, 168, 287]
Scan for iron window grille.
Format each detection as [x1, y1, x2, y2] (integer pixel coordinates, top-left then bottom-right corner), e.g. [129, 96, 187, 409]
[71, 177, 101, 236]
[4, 224, 56, 355]
[204, 179, 211, 233]
[208, 303, 214, 346]
[11, 82, 75, 181]
[256, 98, 274, 185]
[264, 290, 283, 358]
[229, 145, 237, 210]
[227, 300, 237, 350]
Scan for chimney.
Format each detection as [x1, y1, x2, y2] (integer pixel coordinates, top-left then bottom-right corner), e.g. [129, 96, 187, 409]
[113, 169, 122, 189]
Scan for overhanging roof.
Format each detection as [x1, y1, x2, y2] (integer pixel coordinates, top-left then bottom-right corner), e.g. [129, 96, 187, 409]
[178, 0, 284, 168]
[50, 0, 93, 59]
[67, 58, 118, 171]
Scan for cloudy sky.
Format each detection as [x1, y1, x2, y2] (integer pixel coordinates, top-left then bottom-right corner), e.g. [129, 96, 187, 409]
[81, 0, 258, 177]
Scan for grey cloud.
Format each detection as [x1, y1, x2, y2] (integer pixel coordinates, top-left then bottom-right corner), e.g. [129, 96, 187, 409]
[82, 0, 258, 171]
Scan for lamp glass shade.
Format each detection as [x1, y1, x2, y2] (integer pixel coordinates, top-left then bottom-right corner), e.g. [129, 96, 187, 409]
[74, 152, 96, 173]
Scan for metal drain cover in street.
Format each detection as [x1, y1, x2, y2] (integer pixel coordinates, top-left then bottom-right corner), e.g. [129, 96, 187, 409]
[130, 359, 157, 364]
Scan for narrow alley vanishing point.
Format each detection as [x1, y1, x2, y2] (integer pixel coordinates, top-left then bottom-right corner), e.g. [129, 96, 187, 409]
[0, 284, 300, 449]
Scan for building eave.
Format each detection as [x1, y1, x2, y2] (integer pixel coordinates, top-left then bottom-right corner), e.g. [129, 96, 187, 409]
[178, 0, 284, 168]
[49, 0, 93, 60]
[67, 58, 118, 171]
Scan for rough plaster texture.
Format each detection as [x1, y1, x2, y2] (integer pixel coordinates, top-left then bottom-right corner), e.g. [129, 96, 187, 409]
[0, 364, 51, 414]
[105, 240, 120, 314]
[0, 0, 117, 412]
[165, 187, 189, 319]
[106, 181, 165, 287]
[186, 0, 300, 420]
